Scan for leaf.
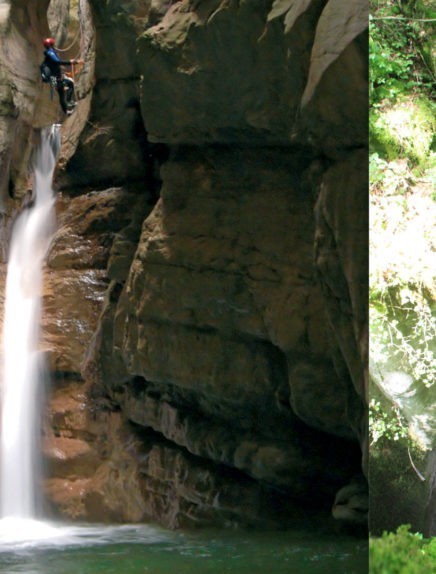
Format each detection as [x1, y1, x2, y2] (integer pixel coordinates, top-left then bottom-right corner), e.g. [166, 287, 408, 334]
[267, 0, 313, 28]
[301, 0, 368, 108]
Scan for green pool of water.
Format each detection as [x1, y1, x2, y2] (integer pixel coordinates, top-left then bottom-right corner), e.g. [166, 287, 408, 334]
[0, 521, 368, 574]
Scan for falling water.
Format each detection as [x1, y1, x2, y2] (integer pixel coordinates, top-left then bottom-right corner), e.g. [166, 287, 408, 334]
[0, 125, 59, 524]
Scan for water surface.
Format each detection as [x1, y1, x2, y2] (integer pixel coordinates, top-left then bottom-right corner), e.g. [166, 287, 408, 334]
[0, 520, 368, 573]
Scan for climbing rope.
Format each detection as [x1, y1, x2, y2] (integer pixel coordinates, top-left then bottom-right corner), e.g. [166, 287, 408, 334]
[53, 26, 80, 53]
[54, 0, 86, 63]
[78, 0, 86, 62]
[55, 0, 87, 86]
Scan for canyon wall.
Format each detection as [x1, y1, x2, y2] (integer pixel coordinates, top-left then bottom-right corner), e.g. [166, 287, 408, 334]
[0, 0, 368, 529]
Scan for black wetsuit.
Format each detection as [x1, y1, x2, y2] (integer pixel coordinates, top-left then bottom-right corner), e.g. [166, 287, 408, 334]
[43, 47, 75, 113]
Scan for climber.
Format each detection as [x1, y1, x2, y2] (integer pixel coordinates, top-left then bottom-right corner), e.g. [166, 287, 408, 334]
[41, 37, 83, 115]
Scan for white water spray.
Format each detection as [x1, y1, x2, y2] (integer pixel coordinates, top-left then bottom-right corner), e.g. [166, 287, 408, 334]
[0, 125, 59, 522]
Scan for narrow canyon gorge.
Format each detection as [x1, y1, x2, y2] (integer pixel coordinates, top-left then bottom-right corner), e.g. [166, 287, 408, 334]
[0, 0, 368, 530]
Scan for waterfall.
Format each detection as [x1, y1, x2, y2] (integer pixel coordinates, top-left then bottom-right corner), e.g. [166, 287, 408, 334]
[0, 125, 59, 521]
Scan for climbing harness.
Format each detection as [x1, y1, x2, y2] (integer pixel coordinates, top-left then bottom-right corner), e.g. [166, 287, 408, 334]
[40, 0, 87, 115]
[49, 76, 57, 102]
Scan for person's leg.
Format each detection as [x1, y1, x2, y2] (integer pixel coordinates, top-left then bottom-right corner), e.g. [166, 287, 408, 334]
[64, 77, 76, 109]
[56, 82, 68, 114]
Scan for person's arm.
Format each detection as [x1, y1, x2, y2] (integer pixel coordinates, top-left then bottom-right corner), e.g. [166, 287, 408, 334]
[46, 48, 80, 67]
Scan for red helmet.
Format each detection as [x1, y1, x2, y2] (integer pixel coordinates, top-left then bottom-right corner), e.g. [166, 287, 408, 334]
[43, 37, 55, 48]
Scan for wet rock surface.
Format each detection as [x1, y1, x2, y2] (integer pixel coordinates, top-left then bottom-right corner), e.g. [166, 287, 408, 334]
[0, 0, 368, 529]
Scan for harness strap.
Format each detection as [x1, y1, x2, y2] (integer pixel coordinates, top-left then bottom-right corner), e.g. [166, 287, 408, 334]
[49, 77, 57, 101]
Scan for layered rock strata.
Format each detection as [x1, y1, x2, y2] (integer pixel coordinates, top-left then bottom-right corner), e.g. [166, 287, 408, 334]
[0, 0, 368, 529]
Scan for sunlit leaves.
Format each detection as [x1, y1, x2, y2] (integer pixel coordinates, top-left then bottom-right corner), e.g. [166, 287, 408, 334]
[369, 399, 408, 445]
[370, 525, 436, 571]
[369, 0, 435, 104]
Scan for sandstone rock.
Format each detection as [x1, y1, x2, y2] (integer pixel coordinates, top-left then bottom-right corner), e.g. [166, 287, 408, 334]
[314, 149, 368, 469]
[47, 380, 92, 439]
[42, 268, 108, 373]
[268, 0, 316, 27]
[0, 0, 95, 203]
[116, 148, 322, 350]
[47, 0, 71, 46]
[48, 188, 141, 269]
[0, 0, 369, 529]
[44, 411, 303, 528]
[42, 187, 149, 375]
[134, 443, 295, 529]
[287, 359, 355, 439]
[115, 381, 357, 493]
[300, 0, 368, 108]
[59, 0, 152, 189]
[83, 143, 364, 508]
[297, 33, 368, 155]
[44, 477, 92, 519]
[137, 0, 367, 155]
[43, 436, 100, 478]
[138, 0, 301, 144]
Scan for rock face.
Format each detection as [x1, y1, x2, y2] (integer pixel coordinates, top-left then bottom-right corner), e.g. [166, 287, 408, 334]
[0, 0, 368, 529]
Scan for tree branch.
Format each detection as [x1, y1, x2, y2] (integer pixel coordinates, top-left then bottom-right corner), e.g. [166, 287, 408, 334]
[371, 17, 436, 22]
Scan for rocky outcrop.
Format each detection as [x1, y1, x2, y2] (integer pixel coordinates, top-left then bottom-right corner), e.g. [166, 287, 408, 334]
[0, 0, 94, 214]
[0, 0, 368, 529]
[314, 149, 369, 468]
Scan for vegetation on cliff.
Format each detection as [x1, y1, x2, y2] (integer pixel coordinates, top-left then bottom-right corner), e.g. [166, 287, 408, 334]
[370, 525, 436, 574]
[369, 0, 435, 541]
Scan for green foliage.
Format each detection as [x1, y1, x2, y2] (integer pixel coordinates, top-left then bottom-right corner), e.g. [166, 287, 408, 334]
[370, 0, 436, 166]
[369, 152, 417, 196]
[369, 182, 434, 533]
[369, 399, 408, 445]
[369, 385, 427, 533]
[369, 0, 435, 547]
[369, 153, 389, 189]
[370, 0, 435, 105]
[369, 437, 427, 535]
[370, 525, 436, 573]
[369, 21, 415, 105]
[370, 97, 436, 165]
[370, 288, 435, 391]
[370, 174, 435, 397]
